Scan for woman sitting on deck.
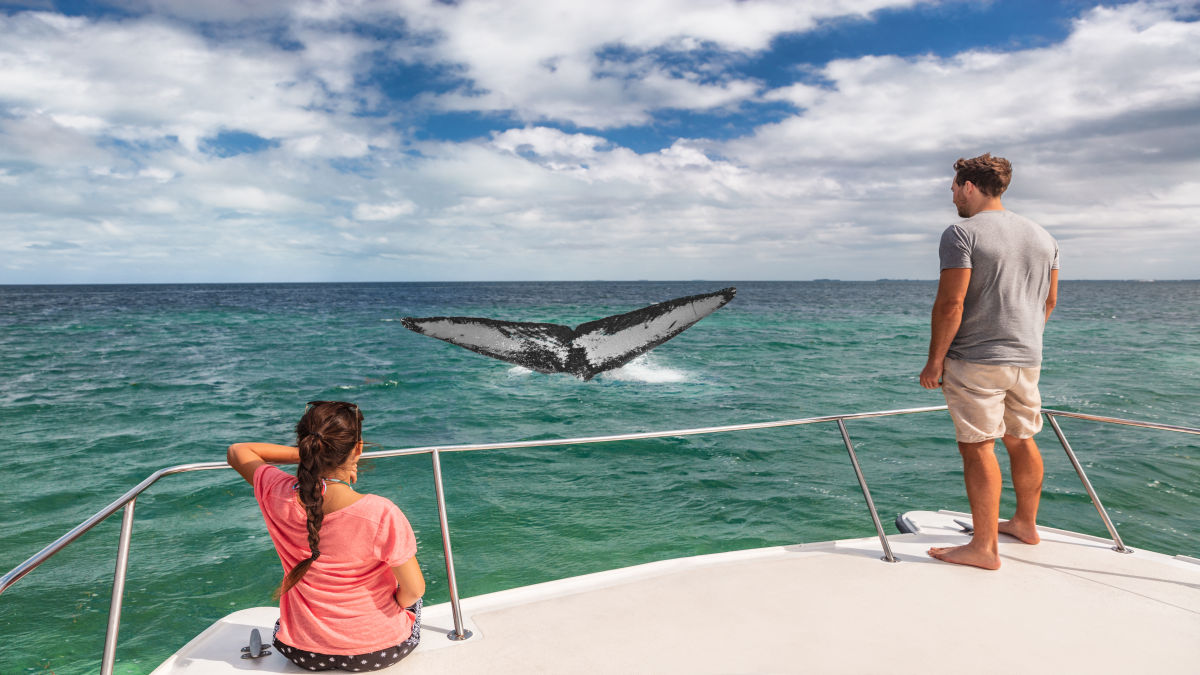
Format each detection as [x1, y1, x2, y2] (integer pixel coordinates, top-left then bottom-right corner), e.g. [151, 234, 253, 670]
[228, 400, 425, 671]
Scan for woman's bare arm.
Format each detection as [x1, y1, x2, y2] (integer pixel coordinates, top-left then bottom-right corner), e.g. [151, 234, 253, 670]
[392, 557, 426, 608]
[227, 443, 300, 484]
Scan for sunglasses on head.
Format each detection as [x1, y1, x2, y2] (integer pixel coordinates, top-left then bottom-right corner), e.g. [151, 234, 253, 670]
[305, 400, 359, 413]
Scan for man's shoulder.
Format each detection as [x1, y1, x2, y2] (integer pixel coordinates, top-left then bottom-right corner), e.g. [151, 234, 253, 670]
[940, 221, 969, 238]
[965, 210, 1052, 236]
[999, 209, 1041, 225]
[963, 209, 1016, 223]
[974, 208, 1040, 226]
[948, 211, 1002, 234]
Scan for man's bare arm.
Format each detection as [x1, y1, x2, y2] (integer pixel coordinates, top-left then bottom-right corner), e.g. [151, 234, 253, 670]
[920, 268, 971, 389]
[1044, 268, 1059, 322]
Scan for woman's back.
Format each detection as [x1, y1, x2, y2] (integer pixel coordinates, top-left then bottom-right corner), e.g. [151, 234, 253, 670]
[254, 464, 417, 655]
[227, 400, 425, 670]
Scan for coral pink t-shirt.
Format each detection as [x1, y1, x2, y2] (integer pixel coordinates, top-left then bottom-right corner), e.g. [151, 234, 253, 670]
[254, 464, 417, 654]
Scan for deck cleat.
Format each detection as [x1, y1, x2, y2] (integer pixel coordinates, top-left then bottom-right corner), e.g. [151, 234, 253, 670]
[240, 628, 271, 659]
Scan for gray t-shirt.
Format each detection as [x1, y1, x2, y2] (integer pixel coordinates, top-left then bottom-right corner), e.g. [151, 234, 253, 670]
[939, 209, 1060, 367]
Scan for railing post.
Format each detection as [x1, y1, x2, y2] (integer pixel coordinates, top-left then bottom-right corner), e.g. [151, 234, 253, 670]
[1045, 413, 1133, 553]
[836, 419, 898, 563]
[100, 499, 136, 675]
[430, 449, 473, 640]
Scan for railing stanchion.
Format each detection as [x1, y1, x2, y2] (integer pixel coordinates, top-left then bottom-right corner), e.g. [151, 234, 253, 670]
[836, 419, 898, 563]
[1045, 413, 1132, 553]
[431, 449, 473, 640]
[100, 499, 136, 675]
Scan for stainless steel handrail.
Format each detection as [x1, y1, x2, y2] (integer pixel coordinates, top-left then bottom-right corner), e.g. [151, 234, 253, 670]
[1040, 409, 1200, 554]
[356, 405, 954, 460]
[103, 501, 137, 673]
[1041, 409, 1200, 435]
[1045, 415, 1131, 553]
[2, 405, 945, 671]
[2, 404, 1196, 673]
[430, 449, 472, 641]
[837, 418, 897, 563]
[0, 461, 228, 594]
[0, 460, 229, 675]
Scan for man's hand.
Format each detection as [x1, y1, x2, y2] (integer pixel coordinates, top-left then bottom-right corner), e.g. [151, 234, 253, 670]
[920, 359, 944, 389]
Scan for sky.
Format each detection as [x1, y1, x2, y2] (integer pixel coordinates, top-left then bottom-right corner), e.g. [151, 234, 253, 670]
[1, 0, 1197, 283]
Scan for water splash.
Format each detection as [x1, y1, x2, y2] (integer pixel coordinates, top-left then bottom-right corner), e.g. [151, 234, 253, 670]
[603, 355, 691, 383]
[505, 355, 690, 383]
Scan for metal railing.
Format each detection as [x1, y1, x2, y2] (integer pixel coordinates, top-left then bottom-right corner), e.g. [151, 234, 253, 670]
[2, 405, 1197, 674]
[1040, 409, 1200, 553]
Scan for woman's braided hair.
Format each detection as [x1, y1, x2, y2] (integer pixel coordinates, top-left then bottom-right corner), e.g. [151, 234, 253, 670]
[276, 401, 363, 597]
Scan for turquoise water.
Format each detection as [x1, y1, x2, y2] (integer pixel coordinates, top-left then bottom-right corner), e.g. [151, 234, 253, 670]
[1, 280, 1197, 673]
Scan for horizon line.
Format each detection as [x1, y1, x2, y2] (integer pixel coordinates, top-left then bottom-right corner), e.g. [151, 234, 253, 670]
[2, 278, 1196, 287]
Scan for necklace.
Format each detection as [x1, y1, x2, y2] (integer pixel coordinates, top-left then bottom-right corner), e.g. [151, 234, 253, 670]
[291, 477, 355, 495]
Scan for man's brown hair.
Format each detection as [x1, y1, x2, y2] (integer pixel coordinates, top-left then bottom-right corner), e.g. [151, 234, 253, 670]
[953, 153, 1012, 197]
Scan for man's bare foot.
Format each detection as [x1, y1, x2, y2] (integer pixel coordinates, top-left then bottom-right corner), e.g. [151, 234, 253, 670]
[927, 544, 1001, 570]
[998, 519, 1040, 544]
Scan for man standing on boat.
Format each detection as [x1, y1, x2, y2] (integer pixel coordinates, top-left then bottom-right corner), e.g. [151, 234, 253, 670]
[919, 153, 1059, 570]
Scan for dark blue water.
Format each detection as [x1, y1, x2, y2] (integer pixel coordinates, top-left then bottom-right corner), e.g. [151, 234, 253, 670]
[1, 281, 1197, 673]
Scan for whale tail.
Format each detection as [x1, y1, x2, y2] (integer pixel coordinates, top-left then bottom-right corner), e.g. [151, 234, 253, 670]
[401, 287, 736, 380]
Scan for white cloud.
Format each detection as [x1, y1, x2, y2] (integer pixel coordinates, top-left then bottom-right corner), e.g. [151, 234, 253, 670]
[201, 185, 307, 212]
[0, 11, 378, 155]
[132, 197, 181, 215]
[392, 0, 933, 127]
[353, 201, 418, 221]
[741, 3, 1200, 160]
[0, 1, 1197, 282]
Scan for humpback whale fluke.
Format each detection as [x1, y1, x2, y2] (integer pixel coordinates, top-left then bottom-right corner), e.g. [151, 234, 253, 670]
[401, 287, 736, 380]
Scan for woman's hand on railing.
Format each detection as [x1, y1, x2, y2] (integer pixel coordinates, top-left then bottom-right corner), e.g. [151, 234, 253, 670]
[227, 443, 300, 484]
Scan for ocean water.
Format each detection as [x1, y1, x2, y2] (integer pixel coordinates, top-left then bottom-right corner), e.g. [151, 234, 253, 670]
[1, 280, 1197, 674]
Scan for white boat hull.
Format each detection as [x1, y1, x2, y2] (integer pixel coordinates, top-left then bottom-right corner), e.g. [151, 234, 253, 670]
[153, 510, 1200, 674]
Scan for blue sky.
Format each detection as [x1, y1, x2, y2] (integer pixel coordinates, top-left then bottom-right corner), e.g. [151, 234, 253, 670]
[1, 0, 1197, 283]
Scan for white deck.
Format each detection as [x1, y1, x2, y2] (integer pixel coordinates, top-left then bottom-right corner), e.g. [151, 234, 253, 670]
[154, 511, 1200, 674]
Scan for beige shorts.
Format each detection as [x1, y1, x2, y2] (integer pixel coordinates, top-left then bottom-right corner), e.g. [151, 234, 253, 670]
[942, 358, 1043, 443]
